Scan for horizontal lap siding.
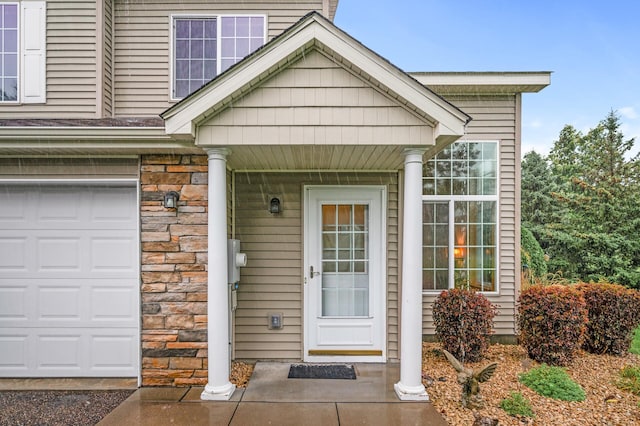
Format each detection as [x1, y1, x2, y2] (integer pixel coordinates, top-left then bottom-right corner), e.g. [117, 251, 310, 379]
[233, 172, 399, 361]
[198, 51, 434, 147]
[422, 95, 518, 336]
[1, 1, 98, 118]
[113, 0, 323, 117]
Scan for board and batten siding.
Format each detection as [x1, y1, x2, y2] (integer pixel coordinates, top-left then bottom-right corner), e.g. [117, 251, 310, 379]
[112, 0, 324, 117]
[421, 94, 519, 337]
[232, 172, 400, 361]
[0, 0, 99, 118]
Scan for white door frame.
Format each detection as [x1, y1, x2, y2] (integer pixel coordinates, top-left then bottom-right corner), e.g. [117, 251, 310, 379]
[303, 185, 386, 363]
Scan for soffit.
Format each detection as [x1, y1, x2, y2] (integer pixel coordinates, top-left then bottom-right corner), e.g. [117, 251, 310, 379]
[411, 72, 551, 95]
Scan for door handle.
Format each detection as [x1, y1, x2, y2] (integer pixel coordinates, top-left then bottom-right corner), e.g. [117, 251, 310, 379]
[310, 265, 321, 278]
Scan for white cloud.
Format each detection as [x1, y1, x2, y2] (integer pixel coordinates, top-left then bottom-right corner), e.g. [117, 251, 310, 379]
[525, 119, 543, 129]
[619, 106, 638, 120]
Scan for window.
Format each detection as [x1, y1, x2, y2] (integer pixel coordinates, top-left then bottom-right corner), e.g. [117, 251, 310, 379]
[0, 3, 18, 101]
[0, 1, 45, 103]
[172, 15, 265, 99]
[422, 141, 498, 292]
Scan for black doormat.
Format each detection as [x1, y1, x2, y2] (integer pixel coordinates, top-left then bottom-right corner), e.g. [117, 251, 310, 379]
[288, 363, 356, 379]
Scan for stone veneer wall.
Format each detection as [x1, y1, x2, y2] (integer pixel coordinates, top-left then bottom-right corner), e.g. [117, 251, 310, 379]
[140, 154, 209, 386]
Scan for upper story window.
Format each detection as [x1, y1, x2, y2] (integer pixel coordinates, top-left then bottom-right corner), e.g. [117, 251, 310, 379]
[0, 1, 45, 104]
[422, 141, 499, 293]
[172, 15, 266, 100]
[0, 3, 18, 102]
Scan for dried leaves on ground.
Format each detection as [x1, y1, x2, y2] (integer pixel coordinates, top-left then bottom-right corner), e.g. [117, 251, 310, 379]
[231, 361, 254, 389]
[422, 342, 640, 425]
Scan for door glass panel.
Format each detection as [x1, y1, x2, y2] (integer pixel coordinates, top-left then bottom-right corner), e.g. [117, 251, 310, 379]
[321, 204, 369, 317]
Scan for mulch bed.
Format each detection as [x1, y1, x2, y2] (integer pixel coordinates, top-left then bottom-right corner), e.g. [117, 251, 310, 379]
[422, 342, 640, 425]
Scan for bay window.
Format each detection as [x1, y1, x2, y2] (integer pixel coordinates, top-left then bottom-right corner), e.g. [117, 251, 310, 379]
[171, 15, 265, 99]
[422, 141, 498, 292]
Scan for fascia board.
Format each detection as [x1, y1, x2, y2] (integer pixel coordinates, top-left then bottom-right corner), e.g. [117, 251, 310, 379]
[0, 126, 170, 140]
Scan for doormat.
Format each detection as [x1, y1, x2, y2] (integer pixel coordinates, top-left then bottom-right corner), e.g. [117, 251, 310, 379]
[288, 364, 356, 379]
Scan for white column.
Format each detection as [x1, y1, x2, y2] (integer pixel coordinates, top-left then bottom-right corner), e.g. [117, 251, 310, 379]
[395, 148, 429, 401]
[201, 148, 236, 401]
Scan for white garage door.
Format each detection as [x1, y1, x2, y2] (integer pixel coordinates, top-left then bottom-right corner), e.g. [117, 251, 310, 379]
[0, 184, 139, 377]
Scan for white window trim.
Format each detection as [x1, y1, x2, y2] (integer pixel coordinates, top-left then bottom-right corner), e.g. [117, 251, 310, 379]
[0, 1, 46, 104]
[169, 13, 267, 102]
[422, 140, 500, 295]
[0, 2, 19, 103]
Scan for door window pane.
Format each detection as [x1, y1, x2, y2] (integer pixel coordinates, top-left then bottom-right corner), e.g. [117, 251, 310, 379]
[321, 203, 369, 316]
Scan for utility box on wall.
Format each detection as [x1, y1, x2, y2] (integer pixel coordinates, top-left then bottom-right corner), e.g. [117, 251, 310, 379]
[227, 239, 247, 284]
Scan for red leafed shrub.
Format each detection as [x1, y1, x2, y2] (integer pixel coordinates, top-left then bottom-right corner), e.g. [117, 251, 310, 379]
[432, 289, 497, 363]
[575, 282, 640, 356]
[517, 285, 588, 366]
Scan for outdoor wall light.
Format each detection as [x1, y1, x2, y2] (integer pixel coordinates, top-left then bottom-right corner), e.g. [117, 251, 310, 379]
[164, 191, 180, 209]
[269, 197, 281, 214]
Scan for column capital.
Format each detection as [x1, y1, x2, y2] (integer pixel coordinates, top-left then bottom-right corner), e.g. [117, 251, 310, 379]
[205, 148, 231, 161]
[403, 148, 427, 165]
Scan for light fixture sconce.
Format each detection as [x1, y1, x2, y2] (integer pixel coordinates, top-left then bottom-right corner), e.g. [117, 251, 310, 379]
[164, 191, 180, 209]
[269, 197, 281, 214]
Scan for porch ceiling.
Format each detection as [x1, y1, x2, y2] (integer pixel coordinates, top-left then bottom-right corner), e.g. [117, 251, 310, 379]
[225, 145, 411, 170]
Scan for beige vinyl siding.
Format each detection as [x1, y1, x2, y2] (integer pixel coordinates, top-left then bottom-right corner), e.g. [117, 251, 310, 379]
[102, 0, 114, 117]
[198, 50, 434, 147]
[0, 0, 98, 118]
[112, 0, 324, 117]
[233, 172, 399, 361]
[421, 94, 519, 336]
[0, 157, 139, 178]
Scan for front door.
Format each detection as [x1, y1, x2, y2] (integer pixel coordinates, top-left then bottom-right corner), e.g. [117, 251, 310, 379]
[304, 186, 386, 362]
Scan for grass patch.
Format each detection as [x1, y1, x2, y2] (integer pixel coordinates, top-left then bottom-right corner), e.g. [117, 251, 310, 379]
[617, 365, 640, 396]
[519, 364, 585, 401]
[630, 326, 640, 355]
[500, 391, 535, 418]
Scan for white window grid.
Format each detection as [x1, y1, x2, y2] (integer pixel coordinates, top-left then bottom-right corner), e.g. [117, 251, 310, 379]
[170, 14, 267, 101]
[0, 2, 19, 103]
[422, 141, 500, 294]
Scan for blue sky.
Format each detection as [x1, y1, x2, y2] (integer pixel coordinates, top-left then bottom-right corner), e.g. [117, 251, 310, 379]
[334, 1, 640, 157]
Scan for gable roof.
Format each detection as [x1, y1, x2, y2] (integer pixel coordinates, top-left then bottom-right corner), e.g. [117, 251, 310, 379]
[161, 12, 470, 145]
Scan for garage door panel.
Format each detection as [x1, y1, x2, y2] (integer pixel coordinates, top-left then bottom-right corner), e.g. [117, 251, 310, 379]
[39, 287, 82, 321]
[0, 189, 29, 224]
[38, 334, 83, 372]
[0, 184, 139, 377]
[90, 188, 138, 225]
[0, 237, 28, 271]
[38, 237, 82, 272]
[0, 286, 29, 320]
[0, 334, 29, 371]
[91, 234, 138, 273]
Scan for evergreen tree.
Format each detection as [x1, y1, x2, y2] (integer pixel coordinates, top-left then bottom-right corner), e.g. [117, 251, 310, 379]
[522, 111, 640, 287]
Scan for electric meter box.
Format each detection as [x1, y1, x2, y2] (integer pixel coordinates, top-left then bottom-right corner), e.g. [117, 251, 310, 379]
[227, 239, 247, 284]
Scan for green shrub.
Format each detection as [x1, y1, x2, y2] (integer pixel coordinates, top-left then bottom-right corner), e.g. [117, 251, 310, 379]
[616, 365, 640, 396]
[499, 391, 535, 418]
[432, 289, 497, 363]
[517, 285, 588, 365]
[631, 327, 640, 355]
[519, 364, 586, 401]
[575, 282, 640, 356]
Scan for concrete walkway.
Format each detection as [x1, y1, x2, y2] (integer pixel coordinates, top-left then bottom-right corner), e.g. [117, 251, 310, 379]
[98, 362, 448, 425]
